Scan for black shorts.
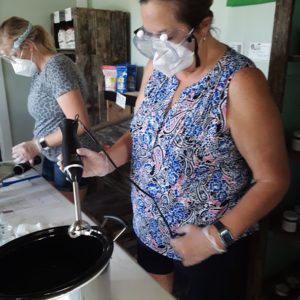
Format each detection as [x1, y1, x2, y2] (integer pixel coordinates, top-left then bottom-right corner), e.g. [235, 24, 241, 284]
[136, 235, 252, 300]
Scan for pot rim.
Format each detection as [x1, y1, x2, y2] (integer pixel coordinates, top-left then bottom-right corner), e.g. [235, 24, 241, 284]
[0, 225, 114, 299]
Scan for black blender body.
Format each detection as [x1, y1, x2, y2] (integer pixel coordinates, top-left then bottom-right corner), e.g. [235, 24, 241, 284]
[59, 117, 83, 183]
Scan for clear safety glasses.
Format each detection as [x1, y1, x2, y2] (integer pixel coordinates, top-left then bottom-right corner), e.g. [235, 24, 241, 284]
[133, 27, 194, 59]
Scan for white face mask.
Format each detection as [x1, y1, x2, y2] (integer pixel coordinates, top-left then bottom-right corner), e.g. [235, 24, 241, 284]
[153, 41, 194, 77]
[11, 57, 38, 77]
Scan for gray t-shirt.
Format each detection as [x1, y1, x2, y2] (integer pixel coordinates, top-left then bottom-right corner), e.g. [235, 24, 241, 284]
[28, 53, 97, 161]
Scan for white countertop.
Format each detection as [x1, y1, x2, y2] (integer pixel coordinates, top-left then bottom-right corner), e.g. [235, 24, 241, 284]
[0, 175, 174, 300]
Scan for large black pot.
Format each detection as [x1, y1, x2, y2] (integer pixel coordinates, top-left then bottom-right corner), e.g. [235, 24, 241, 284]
[0, 217, 126, 300]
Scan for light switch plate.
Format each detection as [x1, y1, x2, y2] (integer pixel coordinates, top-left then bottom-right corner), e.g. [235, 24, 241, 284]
[229, 42, 243, 54]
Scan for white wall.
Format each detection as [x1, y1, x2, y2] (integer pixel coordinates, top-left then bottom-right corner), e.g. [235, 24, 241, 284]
[128, 0, 148, 66]
[211, 1, 276, 76]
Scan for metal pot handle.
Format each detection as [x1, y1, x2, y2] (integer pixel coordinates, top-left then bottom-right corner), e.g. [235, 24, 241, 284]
[101, 215, 127, 242]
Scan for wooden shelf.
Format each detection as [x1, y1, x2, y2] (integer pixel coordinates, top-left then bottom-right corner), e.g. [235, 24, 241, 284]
[289, 55, 300, 62]
[261, 261, 300, 300]
[56, 48, 76, 54]
[269, 222, 300, 247]
[104, 91, 138, 108]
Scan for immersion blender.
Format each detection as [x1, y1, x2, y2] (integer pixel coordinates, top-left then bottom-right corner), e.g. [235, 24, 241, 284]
[60, 116, 91, 238]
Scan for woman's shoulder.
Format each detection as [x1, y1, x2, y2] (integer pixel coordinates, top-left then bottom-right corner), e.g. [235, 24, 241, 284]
[45, 53, 76, 72]
[49, 53, 73, 62]
[224, 47, 266, 84]
[43, 53, 82, 83]
[223, 47, 256, 72]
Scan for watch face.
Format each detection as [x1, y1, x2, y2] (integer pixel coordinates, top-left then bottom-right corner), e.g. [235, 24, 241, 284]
[214, 221, 235, 247]
[39, 138, 48, 149]
[40, 140, 47, 148]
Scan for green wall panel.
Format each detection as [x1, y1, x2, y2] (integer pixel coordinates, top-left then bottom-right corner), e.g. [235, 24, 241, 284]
[227, 0, 275, 6]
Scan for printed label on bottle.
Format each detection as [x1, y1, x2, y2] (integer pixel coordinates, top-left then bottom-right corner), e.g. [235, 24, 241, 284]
[65, 28, 75, 49]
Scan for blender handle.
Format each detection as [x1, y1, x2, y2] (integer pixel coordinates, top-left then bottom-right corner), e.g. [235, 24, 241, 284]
[101, 215, 128, 242]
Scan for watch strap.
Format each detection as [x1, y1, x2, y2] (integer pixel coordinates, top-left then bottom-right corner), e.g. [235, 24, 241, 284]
[39, 137, 49, 150]
[213, 221, 235, 248]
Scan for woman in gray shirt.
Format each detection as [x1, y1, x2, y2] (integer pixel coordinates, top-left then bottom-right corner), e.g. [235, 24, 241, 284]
[0, 16, 94, 202]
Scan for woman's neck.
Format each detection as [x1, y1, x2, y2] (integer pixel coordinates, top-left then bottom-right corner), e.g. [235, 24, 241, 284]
[33, 48, 56, 72]
[176, 36, 227, 84]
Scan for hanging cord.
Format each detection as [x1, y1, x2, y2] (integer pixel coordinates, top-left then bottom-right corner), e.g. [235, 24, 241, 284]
[77, 119, 177, 239]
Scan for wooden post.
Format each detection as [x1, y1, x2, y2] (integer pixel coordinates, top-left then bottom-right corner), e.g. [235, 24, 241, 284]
[268, 0, 295, 110]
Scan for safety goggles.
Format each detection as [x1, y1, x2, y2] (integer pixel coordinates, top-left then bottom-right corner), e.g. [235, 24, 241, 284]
[0, 22, 32, 63]
[133, 26, 194, 59]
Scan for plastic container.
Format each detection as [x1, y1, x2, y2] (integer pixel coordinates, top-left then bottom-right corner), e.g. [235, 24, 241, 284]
[116, 64, 128, 93]
[116, 64, 137, 93]
[127, 64, 137, 92]
[281, 210, 299, 233]
[102, 65, 117, 91]
[275, 282, 290, 297]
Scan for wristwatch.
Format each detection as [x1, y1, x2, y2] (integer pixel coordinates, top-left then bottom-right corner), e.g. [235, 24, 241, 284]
[39, 137, 49, 150]
[213, 220, 235, 248]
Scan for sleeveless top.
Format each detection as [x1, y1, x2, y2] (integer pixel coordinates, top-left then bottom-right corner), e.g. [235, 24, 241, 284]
[130, 48, 255, 259]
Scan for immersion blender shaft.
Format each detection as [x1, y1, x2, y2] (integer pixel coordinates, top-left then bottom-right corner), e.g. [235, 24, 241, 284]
[72, 181, 82, 222]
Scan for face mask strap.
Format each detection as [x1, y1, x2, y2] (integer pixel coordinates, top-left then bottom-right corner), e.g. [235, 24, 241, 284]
[19, 49, 24, 60]
[12, 22, 33, 53]
[172, 28, 199, 67]
[186, 28, 195, 43]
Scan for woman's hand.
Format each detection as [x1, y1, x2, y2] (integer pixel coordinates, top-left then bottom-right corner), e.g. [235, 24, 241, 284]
[12, 140, 40, 164]
[57, 148, 114, 178]
[170, 224, 224, 267]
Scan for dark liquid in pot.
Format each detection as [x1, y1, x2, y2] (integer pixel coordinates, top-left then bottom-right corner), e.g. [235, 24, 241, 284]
[0, 227, 111, 298]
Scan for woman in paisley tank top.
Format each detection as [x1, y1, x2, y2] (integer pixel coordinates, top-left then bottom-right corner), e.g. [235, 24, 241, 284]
[64, 0, 289, 299]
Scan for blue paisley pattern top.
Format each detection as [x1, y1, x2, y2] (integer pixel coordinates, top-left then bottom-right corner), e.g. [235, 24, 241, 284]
[130, 48, 255, 259]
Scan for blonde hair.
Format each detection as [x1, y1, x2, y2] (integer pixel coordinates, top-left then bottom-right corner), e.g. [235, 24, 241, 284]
[0, 16, 56, 54]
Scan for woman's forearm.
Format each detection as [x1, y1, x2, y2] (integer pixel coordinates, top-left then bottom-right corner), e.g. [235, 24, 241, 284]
[219, 178, 290, 239]
[105, 130, 132, 169]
